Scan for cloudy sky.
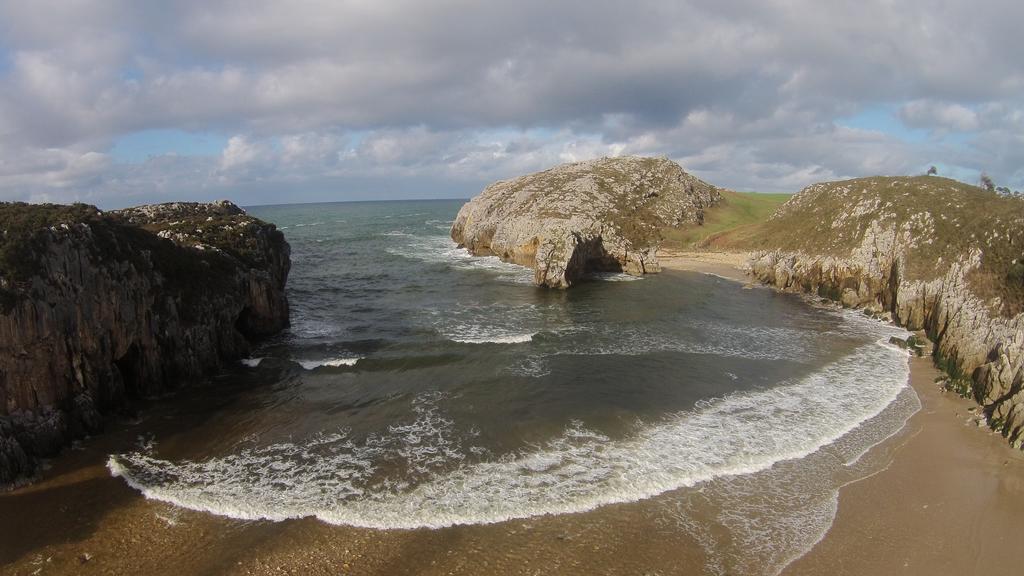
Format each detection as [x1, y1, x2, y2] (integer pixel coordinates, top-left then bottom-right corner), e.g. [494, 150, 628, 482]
[0, 1, 1021, 207]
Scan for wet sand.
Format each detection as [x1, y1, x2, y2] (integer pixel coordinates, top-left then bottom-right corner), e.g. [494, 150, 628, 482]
[0, 440, 708, 575]
[785, 356, 1024, 575]
[660, 250, 1024, 575]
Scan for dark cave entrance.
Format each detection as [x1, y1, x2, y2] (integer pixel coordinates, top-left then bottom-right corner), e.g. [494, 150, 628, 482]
[114, 343, 142, 399]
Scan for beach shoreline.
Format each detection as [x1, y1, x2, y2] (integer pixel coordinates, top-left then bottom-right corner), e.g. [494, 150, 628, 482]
[786, 355, 1024, 574]
[659, 249, 1024, 575]
[657, 249, 751, 283]
[1, 250, 1022, 575]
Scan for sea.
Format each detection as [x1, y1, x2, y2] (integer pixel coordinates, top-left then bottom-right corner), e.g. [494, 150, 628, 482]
[107, 199, 920, 575]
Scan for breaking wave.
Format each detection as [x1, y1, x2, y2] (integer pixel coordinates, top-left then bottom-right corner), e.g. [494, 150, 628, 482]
[110, 338, 910, 530]
[295, 357, 362, 370]
[450, 333, 536, 344]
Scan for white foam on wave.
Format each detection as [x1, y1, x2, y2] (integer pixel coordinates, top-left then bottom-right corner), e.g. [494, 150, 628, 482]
[662, 381, 920, 576]
[240, 358, 264, 368]
[451, 333, 536, 344]
[424, 219, 453, 231]
[295, 357, 362, 370]
[587, 271, 643, 282]
[109, 337, 910, 531]
[426, 302, 545, 346]
[386, 235, 536, 285]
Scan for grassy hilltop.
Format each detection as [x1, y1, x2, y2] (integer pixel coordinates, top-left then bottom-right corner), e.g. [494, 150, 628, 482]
[660, 189, 790, 249]
[697, 176, 1024, 318]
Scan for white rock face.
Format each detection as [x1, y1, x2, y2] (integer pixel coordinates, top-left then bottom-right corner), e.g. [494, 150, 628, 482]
[450, 156, 721, 288]
[747, 177, 1024, 449]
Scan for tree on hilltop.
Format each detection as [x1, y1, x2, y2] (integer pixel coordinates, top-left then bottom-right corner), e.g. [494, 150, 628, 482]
[927, 165, 938, 176]
[980, 173, 995, 191]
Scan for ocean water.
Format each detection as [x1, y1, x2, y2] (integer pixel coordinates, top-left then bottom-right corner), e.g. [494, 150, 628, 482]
[108, 199, 919, 574]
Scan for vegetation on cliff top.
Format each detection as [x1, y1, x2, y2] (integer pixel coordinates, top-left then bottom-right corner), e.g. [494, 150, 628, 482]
[0, 203, 106, 311]
[660, 190, 790, 249]
[708, 176, 1024, 317]
[0, 201, 283, 315]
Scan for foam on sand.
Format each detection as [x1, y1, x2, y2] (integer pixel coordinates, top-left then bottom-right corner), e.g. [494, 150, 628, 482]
[109, 337, 910, 532]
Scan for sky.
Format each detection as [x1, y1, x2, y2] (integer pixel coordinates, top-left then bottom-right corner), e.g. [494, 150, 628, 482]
[0, 1, 1021, 208]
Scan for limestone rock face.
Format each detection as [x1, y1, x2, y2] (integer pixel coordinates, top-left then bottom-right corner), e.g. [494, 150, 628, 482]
[745, 177, 1024, 448]
[451, 157, 721, 288]
[0, 201, 290, 484]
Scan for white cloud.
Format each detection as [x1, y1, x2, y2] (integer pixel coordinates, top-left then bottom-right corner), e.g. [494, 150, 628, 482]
[219, 136, 263, 171]
[900, 100, 980, 132]
[0, 0, 1021, 205]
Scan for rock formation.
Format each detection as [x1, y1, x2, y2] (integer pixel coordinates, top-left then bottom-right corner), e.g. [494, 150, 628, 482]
[0, 200, 290, 484]
[743, 176, 1024, 448]
[451, 157, 720, 288]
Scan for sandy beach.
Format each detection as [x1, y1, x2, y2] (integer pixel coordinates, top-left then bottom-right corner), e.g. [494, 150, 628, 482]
[657, 249, 752, 283]
[661, 250, 1024, 575]
[786, 355, 1024, 574]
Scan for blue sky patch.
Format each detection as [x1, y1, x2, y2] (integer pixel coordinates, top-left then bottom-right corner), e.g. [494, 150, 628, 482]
[111, 129, 227, 162]
[837, 104, 929, 144]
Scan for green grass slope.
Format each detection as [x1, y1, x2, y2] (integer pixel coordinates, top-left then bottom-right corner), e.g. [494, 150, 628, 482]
[660, 189, 791, 249]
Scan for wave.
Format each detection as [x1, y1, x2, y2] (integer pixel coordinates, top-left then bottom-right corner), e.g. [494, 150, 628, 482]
[529, 308, 904, 368]
[425, 219, 453, 231]
[240, 357, 264, 368]
[109, 337, 909, 531]
[287, 316, 344, 339]
[295, 357, 362, 370]
[661, 384, 920, 576]
[427, 302, 546, 346]
[586, 271, 643, 282]
[509, 323, 811, 367]
[450, 333, 535, 344]
[386, 235, 535, 285]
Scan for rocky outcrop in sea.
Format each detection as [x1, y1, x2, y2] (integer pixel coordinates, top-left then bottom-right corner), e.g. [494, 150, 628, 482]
[451, 156, 720, 288]
[745, 177, 1024, 448]
[0, 200, 290, 484]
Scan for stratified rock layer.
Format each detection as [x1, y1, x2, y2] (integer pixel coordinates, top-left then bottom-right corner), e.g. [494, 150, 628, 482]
[0, 200, 290, 483]
[451, 157, 721, 288]
[744, 177, 1024, 448]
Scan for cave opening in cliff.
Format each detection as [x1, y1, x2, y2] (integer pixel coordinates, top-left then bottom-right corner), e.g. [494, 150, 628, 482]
[235, 306, 255, 339]
[114, 344, 142, 399]
[566, 237, 623, 285]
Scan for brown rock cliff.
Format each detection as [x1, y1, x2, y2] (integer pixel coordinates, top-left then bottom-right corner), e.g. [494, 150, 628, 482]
[0, 200, 290, 484]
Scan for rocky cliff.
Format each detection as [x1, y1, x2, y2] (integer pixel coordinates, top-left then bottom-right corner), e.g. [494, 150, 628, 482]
[0, 200, 290, 484]
[451, 157, 721, 288]
[741, 177, 1024, 448]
